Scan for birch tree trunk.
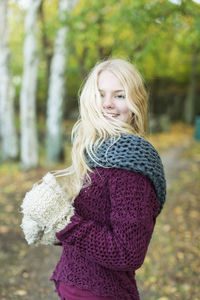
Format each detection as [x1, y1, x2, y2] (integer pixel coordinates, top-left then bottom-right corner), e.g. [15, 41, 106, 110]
[20, 0, 41, 169]
[46, 0, 78, 163]
[0, 0, 18, 161]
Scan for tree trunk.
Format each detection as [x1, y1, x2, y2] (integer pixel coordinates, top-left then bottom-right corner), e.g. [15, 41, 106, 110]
[46, 0, 78, 163]
[20, 0, 41, 169]
[0, 0, 18, 161]
[39, 1, 53, 92]
[184, 50, 198, 124]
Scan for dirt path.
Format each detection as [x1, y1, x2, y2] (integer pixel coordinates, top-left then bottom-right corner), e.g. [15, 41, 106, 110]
[161, 141, 191, 188]
[138, 138, 194, 299]
[18, 244, 61, 300]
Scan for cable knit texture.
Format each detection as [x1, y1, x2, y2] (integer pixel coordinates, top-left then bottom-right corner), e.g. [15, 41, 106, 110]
[50, 167, 161, 300]
[85, 134, 166, 213]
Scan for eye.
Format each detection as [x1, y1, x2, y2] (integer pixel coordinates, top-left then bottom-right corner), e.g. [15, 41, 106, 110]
[115, 94, 126, 99]
[99, 92, 104, 98]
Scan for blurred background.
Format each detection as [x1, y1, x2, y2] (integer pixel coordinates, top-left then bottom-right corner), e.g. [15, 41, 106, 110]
[0, 0, 200, 299]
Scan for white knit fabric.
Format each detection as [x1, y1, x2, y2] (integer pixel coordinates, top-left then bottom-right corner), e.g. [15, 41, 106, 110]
[20, 172, 75, 245]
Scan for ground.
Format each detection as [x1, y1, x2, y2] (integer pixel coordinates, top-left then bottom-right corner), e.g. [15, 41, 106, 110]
[0, 167, 60, 300]
[0, 124, 199, 300]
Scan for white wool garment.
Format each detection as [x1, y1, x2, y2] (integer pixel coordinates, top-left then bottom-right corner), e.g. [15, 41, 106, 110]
[21, 215, 44, 245]
[20, 172, 75, 245]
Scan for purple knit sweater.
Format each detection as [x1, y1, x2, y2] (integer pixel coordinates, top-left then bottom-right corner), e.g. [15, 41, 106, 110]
[50, 167, 160, 300]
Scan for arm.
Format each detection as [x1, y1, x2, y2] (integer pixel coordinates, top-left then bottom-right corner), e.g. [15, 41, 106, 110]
[56, 168, 160, 271]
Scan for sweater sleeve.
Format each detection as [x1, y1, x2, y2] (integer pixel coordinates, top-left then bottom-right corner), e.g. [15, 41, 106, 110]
[56, 169, 160, 271]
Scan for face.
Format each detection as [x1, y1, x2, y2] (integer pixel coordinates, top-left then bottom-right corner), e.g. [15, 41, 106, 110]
[97, 70, 132, 124]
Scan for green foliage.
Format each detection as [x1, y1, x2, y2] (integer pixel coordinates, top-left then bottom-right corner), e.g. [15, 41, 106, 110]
[7, 0, 200, 116]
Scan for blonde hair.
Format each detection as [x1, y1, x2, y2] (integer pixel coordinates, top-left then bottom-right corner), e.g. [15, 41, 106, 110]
[53, 58, 148, 201]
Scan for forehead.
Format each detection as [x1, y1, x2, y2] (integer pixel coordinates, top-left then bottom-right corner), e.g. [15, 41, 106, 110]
[98, 70, 124, 91]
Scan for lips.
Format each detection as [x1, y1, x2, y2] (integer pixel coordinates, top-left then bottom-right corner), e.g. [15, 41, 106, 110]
[104, 113, 120, 117]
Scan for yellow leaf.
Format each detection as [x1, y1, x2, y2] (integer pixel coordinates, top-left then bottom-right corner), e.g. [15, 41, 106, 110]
[14, 290, 27, 296]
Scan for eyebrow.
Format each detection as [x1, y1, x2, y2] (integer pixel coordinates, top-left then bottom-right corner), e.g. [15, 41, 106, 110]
[98, 89, 125, 92]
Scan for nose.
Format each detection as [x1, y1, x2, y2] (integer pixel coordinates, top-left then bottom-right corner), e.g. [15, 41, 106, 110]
[102, 94, 114, 109]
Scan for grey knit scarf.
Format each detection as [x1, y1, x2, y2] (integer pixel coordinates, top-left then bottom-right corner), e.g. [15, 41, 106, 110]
[85, 134, 166, 214]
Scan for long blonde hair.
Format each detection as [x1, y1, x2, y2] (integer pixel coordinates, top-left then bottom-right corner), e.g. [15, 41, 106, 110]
[53, 58, 148, 201]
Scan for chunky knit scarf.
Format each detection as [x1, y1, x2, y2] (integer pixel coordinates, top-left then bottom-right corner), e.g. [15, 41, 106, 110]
[85, 134, 166, 214]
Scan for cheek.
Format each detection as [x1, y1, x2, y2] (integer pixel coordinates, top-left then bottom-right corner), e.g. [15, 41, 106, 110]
[117, 102, 131, 114]
[117, 103, 132, 123]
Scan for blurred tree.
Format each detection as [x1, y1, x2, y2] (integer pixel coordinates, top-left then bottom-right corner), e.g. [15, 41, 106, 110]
[181, 1, 200, 124]
[19, 0, 42, 169]
[119, 0, 200, 124]
[0, 0, 18, 161]
[39, 1, 53, 89]
[4, 0, 200, 159]
[46, 0, 78, 163]
[184, 49, 198, 124]
[38, 0, 58, 97]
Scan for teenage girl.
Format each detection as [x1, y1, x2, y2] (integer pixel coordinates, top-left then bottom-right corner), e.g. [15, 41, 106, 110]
[49, 58, 166, 300]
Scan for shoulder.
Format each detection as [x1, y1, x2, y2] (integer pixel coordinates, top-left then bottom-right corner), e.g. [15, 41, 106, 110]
[103, 134, 160, 162]
[86, 134, 166, 214]
[86, 134, 162, 170]
[107, 167, 154, 191]
[107, 167, 160, 217]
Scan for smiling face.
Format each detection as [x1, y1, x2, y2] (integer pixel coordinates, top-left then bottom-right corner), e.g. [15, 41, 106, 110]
[97, 70, 132, 124]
